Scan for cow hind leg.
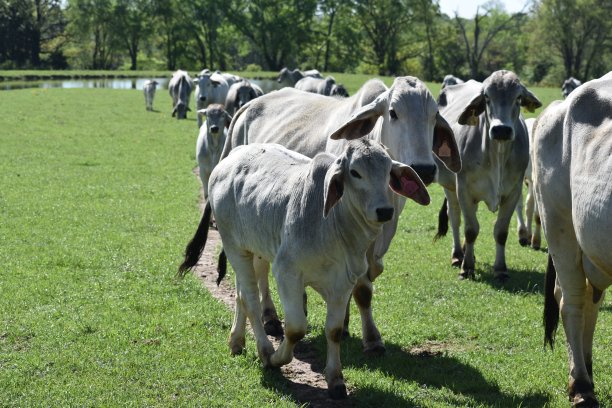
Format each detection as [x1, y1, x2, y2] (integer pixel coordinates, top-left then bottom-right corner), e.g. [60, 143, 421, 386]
[227, 249, 274, 365]
[516, 188, 530, 246]
[269, 263, 306, 367]
[253, 256, 283, 337]
[353, 275, 384, 356]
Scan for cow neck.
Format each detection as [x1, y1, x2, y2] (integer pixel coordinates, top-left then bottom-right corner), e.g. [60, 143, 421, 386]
[328, 195, 382, 258]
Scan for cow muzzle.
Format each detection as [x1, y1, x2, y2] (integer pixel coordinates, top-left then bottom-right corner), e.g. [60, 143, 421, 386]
[376, 207, 394, 222]
[209, 125, 219, 134]
[199, 96, 206, 102]
[490, 125, 514, 141]
[410, 164, 436, 185]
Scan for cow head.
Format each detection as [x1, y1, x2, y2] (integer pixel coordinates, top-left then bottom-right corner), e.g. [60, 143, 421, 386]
[277, 67, 290, 83]
[173, 101, 191, 119]
[197, 104, 232, 142]
[458, 70, 541, 142]
[331, 84, 349, 97]
[328, 77, 461, 185]
[323, 140, 430, 221]
[562, 77, 581, 98]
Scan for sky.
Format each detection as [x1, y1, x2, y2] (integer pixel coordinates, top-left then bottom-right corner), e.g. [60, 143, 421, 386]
[438, 0, 532, 18]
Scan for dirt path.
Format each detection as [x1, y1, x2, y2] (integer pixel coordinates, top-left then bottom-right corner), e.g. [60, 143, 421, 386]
[191, 173, 353, 407]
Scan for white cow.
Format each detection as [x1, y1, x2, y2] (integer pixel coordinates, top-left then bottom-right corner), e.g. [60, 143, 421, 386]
[195, 104, 232, 201]
[222, 77, 461, 353]
[277, 67, 323, 87]
[168, 70, 193, 119]
[294, 76, 337, 96]
[534, 72, 612, 408]
[194, 71, 230, 127]
[441, 74, 465, 89]
[514, 117, 542, 249]
[434, 70, 541, 280]
[561, 76, 582, 98]
[179, 140, 430, 399]
[224, 80, 264, 116]
[143, 80, 158, 111]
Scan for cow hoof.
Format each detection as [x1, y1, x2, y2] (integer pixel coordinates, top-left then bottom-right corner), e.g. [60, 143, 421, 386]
[363, 342, 386, 357]
[328, 383, 347, 400]
[263, 319, 284, 337]
[519, 237, 530, 246]
[230, 344, 244, 355]
[451, 257, 463, 268]
[459, 269, 475, 280]
[572, 393, 599, 408]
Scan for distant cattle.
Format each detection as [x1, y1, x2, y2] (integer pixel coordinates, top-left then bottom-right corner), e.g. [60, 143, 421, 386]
[195, 104, 232, 201]
[143, 80, 158, 111]
[441, 74, 465, 89]
[168, 70, 194, 119]
[535, 72, 612, 408]
[561, 76, 581, 98]
[194, 71, 230, 127]
[295, 76, 336, 95]
[179, 140, 430, 399]
[222, 77, 460, 353]
[514, 117, 542, 249]
[435, 70, 541, 281]
[277, 67, 323, 87]
[224, 80, 264, 116]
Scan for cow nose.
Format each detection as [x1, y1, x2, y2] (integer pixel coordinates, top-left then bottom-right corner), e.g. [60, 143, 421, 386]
[491, 125, 513, 141]
[376, 207, 394, 222]
[210, 125, 219, 133]
[199, 96, 206, 101]
[410, 164, 436, 185]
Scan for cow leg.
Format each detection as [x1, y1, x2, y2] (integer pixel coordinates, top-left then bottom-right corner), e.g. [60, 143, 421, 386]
[253, 256, 283, 337]
[445, 189, 463, 268]
[353, 274, 384, 356]
[582, 258, 606, 388]
[532, 205, 542, 250]
[226, 249, 274, 365]
[458, 192, 479, 279]
[493, 191, 520, 281]
[229, 291, 247, 355]
[324, 291, 352, 399]
[515, 187, 530, 246]
[269, 264, 306, 367]
[524, 180, 536, 247]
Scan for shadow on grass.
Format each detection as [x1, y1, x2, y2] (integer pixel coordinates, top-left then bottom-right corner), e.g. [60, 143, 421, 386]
[259, 334, 550, 407]
[476, 265, 546, 295]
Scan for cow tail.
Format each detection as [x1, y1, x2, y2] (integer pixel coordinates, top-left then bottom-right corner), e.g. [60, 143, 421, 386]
[216, 249, 227, 286]
[543, 254, 559, 349]
[177, 202, 212, 277]
[433, 198, 449, 242]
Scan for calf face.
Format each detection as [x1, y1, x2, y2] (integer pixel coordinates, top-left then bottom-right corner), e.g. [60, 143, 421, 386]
[197, 104, 232, 142]
[458, 70, 541, 142]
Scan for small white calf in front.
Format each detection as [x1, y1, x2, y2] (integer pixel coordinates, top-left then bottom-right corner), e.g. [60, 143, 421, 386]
[535, 72, 612, 407]
[143, 80, 158, 111]
[179, 140, 430, 399]
[195, 104, 232, 201]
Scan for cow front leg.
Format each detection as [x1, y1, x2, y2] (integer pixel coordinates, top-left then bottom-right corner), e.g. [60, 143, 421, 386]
[324, 292, 352, 399]
[353, 274, 384, 356]
[253, 256, 283, 336]
[493, 191, 521, 281]
[269, 268, 306, 367]
[445, 190, 464, 267]
[458, 194, 479, 279]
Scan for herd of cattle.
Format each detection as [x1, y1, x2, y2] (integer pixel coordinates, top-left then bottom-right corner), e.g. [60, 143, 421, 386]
[146, 67, 609, 405]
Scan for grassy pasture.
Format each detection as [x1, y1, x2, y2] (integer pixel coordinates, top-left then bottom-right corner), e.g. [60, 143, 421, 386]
[0, 80, 610, 407]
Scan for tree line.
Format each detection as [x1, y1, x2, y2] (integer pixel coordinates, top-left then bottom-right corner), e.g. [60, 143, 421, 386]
[1, 0, 610, 85]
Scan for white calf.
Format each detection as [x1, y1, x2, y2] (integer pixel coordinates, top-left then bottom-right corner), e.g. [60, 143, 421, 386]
[143, 80, 158, 111]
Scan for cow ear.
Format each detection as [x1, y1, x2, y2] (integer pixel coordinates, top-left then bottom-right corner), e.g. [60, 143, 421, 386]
[389, 161, 430, 206]
[458, 92, 485, 126]
[323, 157, 345, 218]
[329, 92, 388, 140]
[197, 109, 207, 117]
[520, 87, 542, 112]
[433, 112, 461, 173]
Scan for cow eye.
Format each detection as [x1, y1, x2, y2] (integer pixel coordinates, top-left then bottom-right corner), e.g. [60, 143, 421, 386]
[350, 169, 362, 179]
[389, 109, 398, 120]
[516, 96, 522, 105]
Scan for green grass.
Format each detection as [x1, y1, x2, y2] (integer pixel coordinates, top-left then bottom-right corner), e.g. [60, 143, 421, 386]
[0, 81, 609, 407]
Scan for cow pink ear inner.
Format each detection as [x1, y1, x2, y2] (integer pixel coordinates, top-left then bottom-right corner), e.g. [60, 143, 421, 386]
[401, 176, 420, 197]
[438, 141, 451, 158]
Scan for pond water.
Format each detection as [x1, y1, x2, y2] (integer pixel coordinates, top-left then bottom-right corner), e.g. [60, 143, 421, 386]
[0, 77, 282, 93]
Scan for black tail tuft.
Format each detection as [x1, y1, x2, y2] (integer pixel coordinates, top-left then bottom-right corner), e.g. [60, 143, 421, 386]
[433, 198, 449, 242]
[216, 249, 227, 286]
[543, 254, 559, 349]
[177, 202, 213, 278]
